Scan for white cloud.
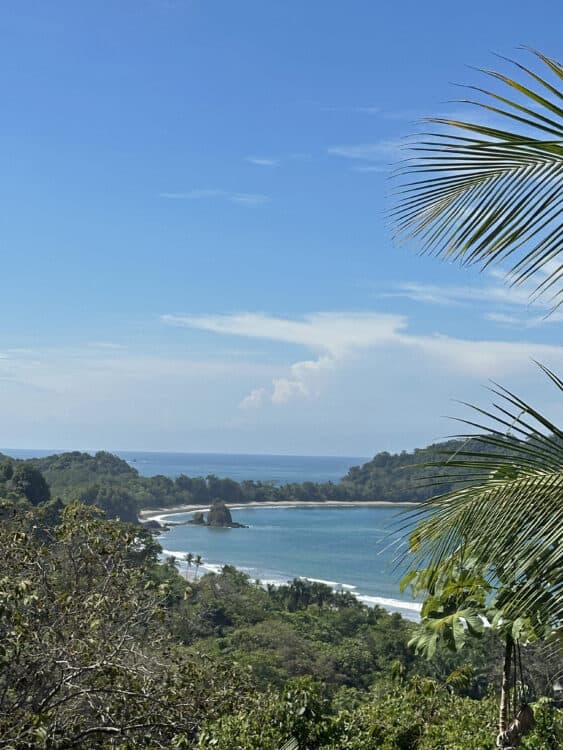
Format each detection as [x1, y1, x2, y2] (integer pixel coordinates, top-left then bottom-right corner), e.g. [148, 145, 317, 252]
[483, 310, 563, 328]
[0, 346, 281, 450]
[388, 276, 563, 327]
[401, 334, 563, 378]
[3, 314, 562, 454]
[240, 387, 269, 410]
[328, 139, 405, 162]
[229, 193, 270, 206]
[159, 189, 269, 206]
[246, 156, 279, 167]
[164, 312, 406, 408]
[162, 312, 407, 356]
[272, 356, 335, 404]
[483, 312, 524, 326]
[163, 311, 563, 410]
[392, 280, 535, 308]
[240, 356, 334, 410]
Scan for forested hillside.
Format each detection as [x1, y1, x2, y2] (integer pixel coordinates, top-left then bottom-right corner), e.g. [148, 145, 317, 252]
[0, 499, 560, 748]
[340, 440, 478, 501]
[0, 439, 484, 519]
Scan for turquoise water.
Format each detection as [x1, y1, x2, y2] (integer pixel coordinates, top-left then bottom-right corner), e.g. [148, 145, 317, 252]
[5, 449, 419, 618]
[3, 449, 367, 484]
[158, 505, 421, 620]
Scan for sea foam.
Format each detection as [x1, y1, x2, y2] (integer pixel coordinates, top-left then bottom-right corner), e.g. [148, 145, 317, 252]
[160, 549, 420, 620]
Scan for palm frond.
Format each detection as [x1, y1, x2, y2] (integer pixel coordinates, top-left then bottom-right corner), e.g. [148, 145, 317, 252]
[279, 740, 299, 750]
[391, 49, 563, 307]
[406, 365, 563, 628]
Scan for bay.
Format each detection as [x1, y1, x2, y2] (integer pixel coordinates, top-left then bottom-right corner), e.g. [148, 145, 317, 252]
[3, 448, 420, 618]
[158, 505, 421, 620]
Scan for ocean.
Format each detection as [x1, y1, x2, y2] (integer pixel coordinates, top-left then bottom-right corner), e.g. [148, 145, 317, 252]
[157, 505, 420, 620]
[3, 449, 420, 618]
[2, 449, 367, 485]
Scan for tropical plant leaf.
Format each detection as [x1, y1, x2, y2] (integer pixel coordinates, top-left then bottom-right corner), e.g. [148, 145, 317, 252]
[404, 364, 563, 629]
[391, 49, 563, 307]
[279, 739, 299, 750]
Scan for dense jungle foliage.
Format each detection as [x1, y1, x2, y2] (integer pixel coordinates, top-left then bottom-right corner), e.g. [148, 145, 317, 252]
[0, 438, 492, 520]
[0, 498, 560, 749]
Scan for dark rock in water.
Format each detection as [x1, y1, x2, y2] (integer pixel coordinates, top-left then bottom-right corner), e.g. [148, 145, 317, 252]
[207, 500, 233, 527]
[189, 511, 206, 525]
[142, 519, 169, 535]
[203, 500, 248, 528]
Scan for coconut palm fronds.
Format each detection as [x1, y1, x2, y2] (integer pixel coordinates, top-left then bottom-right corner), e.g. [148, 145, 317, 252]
[391, 49, 563, 307]
[406, 363, 563, 627]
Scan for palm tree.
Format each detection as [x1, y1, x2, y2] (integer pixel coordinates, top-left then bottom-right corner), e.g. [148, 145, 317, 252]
[392, 48, 562, 307]
[392, 49, 562, 748]
[407, 365, 562, 623]
[184, 552, 194, 580]
[194, 554, 203, 581]
[403, 367, 562, 744]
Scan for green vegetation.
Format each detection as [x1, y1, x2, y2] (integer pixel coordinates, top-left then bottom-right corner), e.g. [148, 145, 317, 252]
[1, 46, 561, 750]
[393, 49, 563, 749]
[0, 499, 560, 748]
[0, 438, 493, 523]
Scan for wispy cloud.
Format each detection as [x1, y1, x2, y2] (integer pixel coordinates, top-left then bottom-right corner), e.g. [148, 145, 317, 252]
[229, 193, 270, 206]
[246, 156, 279, 167]
[390, 281, 535, 308]
[0, 345, 281, 450]
[163, 310, 563, 410]
[387, 274, 563, 327]
[240, 356, 335, 409]
[159, 189, 269, 206]
[163, 312, 406, 408]
[483, 310, 563, 328]
[162, 312, 406, 355]
[327, 139, 406, 172]
[328, 140, 404, 161]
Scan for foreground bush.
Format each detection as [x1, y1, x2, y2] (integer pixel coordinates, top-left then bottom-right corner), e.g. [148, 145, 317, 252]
[0, 502, 248, 749]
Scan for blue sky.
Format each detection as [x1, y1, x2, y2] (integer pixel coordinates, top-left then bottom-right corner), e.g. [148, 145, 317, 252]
[1, 0, 562, 455]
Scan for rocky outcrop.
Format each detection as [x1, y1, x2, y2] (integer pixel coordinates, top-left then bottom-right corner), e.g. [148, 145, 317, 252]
[141, 519, 169, 535]
[189, 501, 247, 528]
[207, 500, 233, 526]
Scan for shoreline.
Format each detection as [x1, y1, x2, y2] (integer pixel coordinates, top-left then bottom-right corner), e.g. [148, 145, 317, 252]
[148, 500, 423, 622]
[140, 499, 419, 522]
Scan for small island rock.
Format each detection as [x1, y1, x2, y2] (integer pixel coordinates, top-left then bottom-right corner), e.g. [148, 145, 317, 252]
[207, 500, 234, 526]
[199, 500, 248, 528]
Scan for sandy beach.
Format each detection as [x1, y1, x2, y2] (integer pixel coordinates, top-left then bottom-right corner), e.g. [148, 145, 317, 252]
[140, 499, 419, 522]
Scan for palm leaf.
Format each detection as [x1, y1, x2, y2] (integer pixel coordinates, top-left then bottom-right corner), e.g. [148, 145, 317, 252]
[391, 49, 563, 306]
[405, 364, 563, 628]
[279, 740, 299, 750]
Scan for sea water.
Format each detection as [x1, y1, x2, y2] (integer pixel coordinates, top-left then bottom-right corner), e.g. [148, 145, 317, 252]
[3, 449, 420, 618]
[3, 449, 367, 484]
[158, 504, 421, 620]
